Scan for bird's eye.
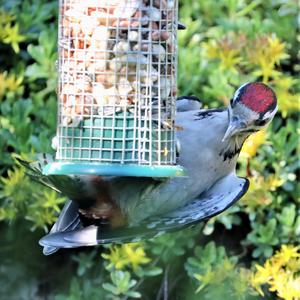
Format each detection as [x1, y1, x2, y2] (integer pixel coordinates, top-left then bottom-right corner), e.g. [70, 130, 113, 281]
[239, 121, 247, 128]
[254, 119, 269, 126]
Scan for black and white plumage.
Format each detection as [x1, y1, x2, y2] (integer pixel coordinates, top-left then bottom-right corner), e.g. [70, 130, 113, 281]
[19, 82, 277, 254]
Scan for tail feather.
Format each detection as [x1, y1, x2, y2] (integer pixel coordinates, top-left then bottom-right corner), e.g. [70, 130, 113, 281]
[16, 155, 87, 199]
[16, 156, 60, 192]
[43, 200, 81, 255]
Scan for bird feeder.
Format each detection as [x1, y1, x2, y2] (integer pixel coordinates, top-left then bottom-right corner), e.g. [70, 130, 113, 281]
[43, 0, 185, 177]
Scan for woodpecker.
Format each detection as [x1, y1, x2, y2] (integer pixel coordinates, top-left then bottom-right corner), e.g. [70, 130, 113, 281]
[19, 82, 277, 254]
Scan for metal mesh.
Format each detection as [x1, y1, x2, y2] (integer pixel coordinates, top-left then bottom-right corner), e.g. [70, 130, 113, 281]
[57, 0, 178, 165]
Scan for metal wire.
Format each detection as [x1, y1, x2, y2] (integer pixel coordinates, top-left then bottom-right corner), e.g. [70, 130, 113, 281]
[56, 0, 178, 165]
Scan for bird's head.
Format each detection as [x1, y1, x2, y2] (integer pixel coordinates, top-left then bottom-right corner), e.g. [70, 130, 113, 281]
[222, 82, 277, 142]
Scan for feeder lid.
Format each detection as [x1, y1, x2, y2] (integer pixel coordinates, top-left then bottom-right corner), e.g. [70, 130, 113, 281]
[43, 162, 186, 177]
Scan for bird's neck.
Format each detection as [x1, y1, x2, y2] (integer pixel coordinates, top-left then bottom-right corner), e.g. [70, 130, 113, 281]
[220, 134, 249, 161]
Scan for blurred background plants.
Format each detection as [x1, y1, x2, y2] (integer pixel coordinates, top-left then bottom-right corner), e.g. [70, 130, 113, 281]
[0, 0, 299, 299]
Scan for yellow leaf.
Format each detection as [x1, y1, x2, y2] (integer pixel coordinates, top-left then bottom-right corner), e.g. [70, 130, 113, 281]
[273, 76, 300, 115]
[101, 243, 151, 272]
[267, 35, 290, 65]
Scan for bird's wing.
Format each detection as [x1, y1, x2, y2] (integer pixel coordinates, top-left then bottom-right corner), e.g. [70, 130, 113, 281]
[176, 96, 202, 112]
[39, 173, 249, 249]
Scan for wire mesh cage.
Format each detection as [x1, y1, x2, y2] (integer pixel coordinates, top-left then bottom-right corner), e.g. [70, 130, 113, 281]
[44, 0, 185, 177]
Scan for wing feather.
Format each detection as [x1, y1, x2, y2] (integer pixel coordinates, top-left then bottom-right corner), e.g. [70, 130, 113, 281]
[39, 173, 249, 250]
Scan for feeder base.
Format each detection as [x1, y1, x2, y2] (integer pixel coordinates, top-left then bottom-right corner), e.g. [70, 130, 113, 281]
[42, 162, 186, 177]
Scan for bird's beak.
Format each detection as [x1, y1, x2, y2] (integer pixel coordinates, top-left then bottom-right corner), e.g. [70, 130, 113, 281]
[222, 119, 244, 142]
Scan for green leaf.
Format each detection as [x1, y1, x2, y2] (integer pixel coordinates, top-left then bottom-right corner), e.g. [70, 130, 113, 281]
[126, 291, 141, 298]
[102, 283, 119, 295]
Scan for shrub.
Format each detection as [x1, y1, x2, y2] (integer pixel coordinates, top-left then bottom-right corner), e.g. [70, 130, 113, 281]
[0, 0, 299, 299]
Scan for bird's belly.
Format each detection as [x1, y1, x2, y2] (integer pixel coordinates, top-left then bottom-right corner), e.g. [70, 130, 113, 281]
[127, 156, 233, 223]
[122, 114, 236, 223]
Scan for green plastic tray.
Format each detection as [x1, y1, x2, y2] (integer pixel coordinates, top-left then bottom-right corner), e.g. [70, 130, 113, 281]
[44, 112, 185, 177]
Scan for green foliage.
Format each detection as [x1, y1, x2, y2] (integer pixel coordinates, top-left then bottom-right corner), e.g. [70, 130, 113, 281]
[178, 0, 300, 112]
[72, 250, 97, 277]
[0, 166, 65, 231]
[148, 226, 198, 263]
[0, 10, 26, 53]
[0, 0, 299, 299]
[26, 28, 57, 96]
[185, 242, 255, 300]
[55, 277, 107, 300]
[102, 271, 141, 299]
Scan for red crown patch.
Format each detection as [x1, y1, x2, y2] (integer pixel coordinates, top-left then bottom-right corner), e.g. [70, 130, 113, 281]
[240, 83, 276, 113]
